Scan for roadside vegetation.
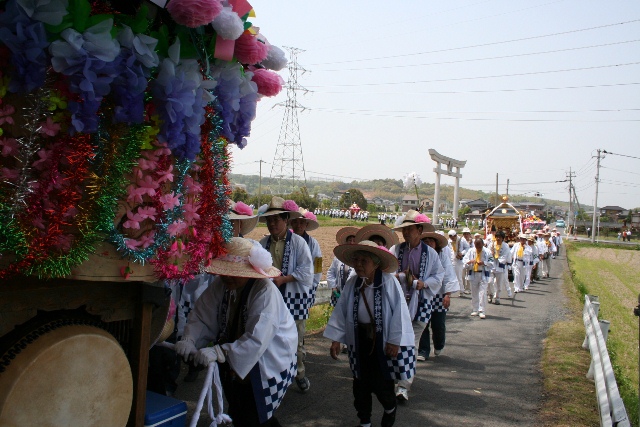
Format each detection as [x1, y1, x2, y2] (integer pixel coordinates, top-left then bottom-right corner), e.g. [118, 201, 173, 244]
[540, 241, 639, 426]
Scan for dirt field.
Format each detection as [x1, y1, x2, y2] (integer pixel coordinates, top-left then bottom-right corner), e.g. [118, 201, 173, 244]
[244, 223, 402, 280]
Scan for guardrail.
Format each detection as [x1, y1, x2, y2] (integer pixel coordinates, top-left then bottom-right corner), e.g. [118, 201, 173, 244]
[582, 294, 630, 427]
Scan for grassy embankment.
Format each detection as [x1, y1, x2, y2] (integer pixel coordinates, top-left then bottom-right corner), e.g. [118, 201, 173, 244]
[540, 241, 639, 426]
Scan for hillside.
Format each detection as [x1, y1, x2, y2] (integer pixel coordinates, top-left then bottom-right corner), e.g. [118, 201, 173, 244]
[229, 173, 573, 211]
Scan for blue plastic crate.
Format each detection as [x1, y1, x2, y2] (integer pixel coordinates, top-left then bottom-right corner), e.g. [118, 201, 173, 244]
[144, 391, 187, 427]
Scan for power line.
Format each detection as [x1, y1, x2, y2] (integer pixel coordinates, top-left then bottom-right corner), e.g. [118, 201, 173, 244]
[309, 19, 640, 66]
[310, 109, 640, 123]
[307, 61, 640, 88]
[311, 107, 640, 114]
[601, 165, 640, 176]
[602, 150, 640, 160]
[315, 39, 640, 72]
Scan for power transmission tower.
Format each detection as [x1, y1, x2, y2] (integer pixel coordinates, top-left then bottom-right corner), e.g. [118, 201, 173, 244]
[270, 47, 308, 194]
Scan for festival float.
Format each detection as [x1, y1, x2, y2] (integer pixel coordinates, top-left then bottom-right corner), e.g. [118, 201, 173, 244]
[0, 0, 286, 424]
[522, 215, 547, 232]
[484, 196, 523, 245]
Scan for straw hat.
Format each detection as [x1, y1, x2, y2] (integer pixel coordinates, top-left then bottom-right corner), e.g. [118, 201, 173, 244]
[336, 226, 359, 244]
[420, 230, 448, 248]
[257, 196, 303, 222]
[355, 224, 399, 249]
[228, 201, 258, 236]
[292, 208, 319, 231]
[526, 234, 536, 242]
[462, 227, 471, 234]
[518, 233, 527, 239]
[333, 240, 398, 274]
[392, 209, 432, 231]
[205, 237, 281, 278]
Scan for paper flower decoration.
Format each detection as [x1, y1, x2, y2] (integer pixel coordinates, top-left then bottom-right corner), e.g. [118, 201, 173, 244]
[167, 0, 223, 28]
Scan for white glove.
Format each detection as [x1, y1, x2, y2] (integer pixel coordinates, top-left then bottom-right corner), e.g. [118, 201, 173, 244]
[195, 344, 226, 366]
[175, 337, 197, 361]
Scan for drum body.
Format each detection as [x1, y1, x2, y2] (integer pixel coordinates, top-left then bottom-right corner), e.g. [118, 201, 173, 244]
[0, 324, 133, 427]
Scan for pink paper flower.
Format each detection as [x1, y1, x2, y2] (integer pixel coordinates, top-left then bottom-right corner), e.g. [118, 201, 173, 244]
[282, 200, 298, 212]
[251, 68, 284, 97]
[0, 104, 15, 126]
[304, 211, 317, 222]
[234, 32, 269, 65]
[167, 0, 222, 28]
[233, 201, 253, 216]
[126, 185, 146, 204]
[138, 158, 158, 171]
[160, 192, 181, 210]
[157, 164, 174, 183]
[184, 176, 203, 195]
[137, 175, 160, 197]
[125, 239, 143, 250]
[0, 137, 18, 156]
[183, 202, 200, 225]
[123, 210, 144, 229]
[415, 213, 431, 224]
[39, 117, 61, 137]
[137, 206, 157, 221]
[167, 220, 187, 237]
[32, 148, 51, 170]
[139, 231, 156, 248]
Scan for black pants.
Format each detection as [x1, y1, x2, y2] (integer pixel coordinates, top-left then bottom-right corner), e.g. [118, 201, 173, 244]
[353, 326, 396, 424]
[220, 364, 281, 427]
[418, 310, 446, 356]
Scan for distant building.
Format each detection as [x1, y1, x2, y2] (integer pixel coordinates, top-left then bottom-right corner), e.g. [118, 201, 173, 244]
[599, 205, 625, 220]
[463, 199, 493, 212]
[513, 201, 546, 217]
[402, 194, 419, 212]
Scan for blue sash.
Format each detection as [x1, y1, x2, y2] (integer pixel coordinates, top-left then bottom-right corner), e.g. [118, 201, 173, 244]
[396, 242, 431, 322]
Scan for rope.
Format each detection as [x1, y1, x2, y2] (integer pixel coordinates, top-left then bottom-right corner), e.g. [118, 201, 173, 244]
[156, 341, 231, 426]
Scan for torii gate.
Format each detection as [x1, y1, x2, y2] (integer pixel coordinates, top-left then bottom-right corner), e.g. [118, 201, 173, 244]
[429, 149, 467, 225]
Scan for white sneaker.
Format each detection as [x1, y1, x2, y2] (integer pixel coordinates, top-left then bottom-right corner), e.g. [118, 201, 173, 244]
[479, 312, 486, 319]
[494, 298, 500, 305]
[434, 348, 443, 356]
[464, 289, 471, 294]
[396, 386, 409, 401]
[471, 311, 478, 316]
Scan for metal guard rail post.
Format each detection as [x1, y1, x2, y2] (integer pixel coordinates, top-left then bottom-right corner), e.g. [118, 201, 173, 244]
[582, 294, 630, 427]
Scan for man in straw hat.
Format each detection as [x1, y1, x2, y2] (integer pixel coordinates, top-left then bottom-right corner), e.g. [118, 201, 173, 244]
[390, 210, 444, 401]
[541, 232, 556, 278]
[228, 200, 259, 237]
[417, 228, 459, 360]
[290, 208, 323, 307]
[525, 234, 539, 289]
[325, 240, 415, 427]
[510, 234, 531, 293]
[355, 224, 400, 250]
[462, 237, 494, 319]
[257, 196, 314, 393]
[448, 229, 470, 297]
[175, 238, 297, 427]
[327, 226, 359, 306]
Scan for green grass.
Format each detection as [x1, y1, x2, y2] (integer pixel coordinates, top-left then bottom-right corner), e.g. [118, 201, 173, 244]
[306, 303, 333, 332]
[565, 242, 639, 426]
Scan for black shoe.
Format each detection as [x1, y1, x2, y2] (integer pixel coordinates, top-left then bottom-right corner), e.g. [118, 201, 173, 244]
[381, 408, 396, 427]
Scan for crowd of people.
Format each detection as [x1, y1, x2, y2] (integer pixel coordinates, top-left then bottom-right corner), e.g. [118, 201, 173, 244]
[314, 208, 371, 221]
[158, 198, 563, 427]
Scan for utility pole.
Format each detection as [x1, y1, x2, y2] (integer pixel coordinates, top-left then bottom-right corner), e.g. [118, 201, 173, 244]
[506, 179, 510, 196]
[567, 168, 575, 233]
[495, 173, 499, 207]
[591, 149, 602, 243]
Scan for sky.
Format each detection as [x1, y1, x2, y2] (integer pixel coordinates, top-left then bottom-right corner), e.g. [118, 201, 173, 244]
[230, 0, 640, 210]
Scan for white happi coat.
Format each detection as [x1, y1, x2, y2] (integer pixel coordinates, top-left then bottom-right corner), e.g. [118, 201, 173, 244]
[462, 246, 494, 282]
[449, 236, 470, 266]
[390, 242, 445, 322]
[324, 271, 416, 379]
[431, 246, 460, 313]
[183, 276, 297, 423]
[490, 241, 512, 273]
[260, 231, 314, 320]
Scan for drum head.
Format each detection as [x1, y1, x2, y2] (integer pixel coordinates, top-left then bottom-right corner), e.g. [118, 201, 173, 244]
[0, 324, 133, 427]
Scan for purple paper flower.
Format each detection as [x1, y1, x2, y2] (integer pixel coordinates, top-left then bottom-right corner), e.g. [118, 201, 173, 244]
[0, 1, 50, 93]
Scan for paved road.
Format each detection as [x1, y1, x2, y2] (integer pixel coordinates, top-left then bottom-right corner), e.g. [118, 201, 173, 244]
[175, 252, 569, 427]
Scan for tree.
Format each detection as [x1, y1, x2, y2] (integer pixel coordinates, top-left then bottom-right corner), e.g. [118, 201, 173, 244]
[338, 188, 367, 210]
[288, 186, 318, 211]
[231, 187, 249, 203]
[458, 205, 471, 220]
